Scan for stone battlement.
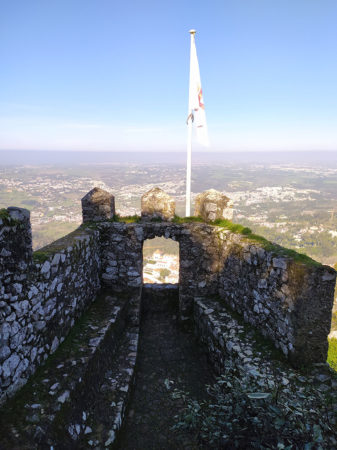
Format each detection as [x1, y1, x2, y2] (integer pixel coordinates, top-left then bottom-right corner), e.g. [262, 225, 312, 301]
[0, 187, 336, 407]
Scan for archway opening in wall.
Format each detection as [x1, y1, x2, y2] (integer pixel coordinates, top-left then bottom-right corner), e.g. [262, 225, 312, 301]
[142, 237, 179, 284]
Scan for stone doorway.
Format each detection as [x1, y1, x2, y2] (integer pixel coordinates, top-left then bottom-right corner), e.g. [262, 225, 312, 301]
[142, 237, 179, 284]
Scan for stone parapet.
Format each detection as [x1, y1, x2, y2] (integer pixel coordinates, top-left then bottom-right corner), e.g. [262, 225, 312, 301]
[0, 290, 140, 448]
[0, 227, 101, 405]
[97, 219, 336, 366]
[194, 295, 337, 439]
[216, 231, 336, 366]
[1, 194, 336, 406]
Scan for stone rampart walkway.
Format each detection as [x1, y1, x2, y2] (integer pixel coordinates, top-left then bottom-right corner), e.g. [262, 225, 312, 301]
[116, 287, 214, 449]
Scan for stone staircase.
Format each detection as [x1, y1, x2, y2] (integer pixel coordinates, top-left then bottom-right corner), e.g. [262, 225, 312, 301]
[0, 289, 141, 449]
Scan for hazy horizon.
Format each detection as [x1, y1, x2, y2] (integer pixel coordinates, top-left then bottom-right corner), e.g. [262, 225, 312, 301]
[1, 149, 337, 167]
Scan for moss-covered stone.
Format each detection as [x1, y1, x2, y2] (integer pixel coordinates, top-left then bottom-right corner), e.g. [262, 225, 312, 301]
[0, 208, 20, 226]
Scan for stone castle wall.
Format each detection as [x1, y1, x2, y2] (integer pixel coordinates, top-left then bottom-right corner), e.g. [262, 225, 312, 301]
[216, 230, 336, 365]
[98, 220, 335, 366]
[0, 209, 101, 404]
[0, 187, 336, 403]
[99, 221, 219, 319]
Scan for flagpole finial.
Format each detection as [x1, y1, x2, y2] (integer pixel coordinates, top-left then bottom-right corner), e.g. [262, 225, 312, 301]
[189, 29, 196, 35]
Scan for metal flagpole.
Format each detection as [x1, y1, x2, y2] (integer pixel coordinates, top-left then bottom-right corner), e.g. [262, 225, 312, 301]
[186, 29, 196, 217]
[186, 117, 192, 217]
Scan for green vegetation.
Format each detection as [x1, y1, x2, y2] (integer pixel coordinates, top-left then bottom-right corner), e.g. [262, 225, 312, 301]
[159, 268, 170, 281]
[328, 338, 337, 372]
[212, 218, 252, 234]
[213, 219, 321, 266]
[32, 209, 321, 268]
[0, 208, 21, 226]
[172, 215, 204, 224]
[170, 299, 337, 448]
[170, 368, 335, 448]
[0, 208, 10, 221]
[144, 259, 156, 265]
[81, 215, 142, 229]
[1, 161, 337, 264]
[172, 215, 321, 267]
[112, 214, 141, 223]
[0, 190, 37, 209]
[246, 233, 321, 267]
[84, 212, 320, 267]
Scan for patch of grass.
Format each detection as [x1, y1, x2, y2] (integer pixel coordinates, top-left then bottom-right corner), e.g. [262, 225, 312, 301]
[328, 338, 337, 372]
[247, 233, 321, 267]
[213, 219, 320, 266]
[84, 213, 321, 267]
[172, 215, 204, 224]
[113, 214, 141, 223]
[212, 218, 252, 235]
[0, 208, 9, 220]
[32, 252, 50, 263]
[0, 208, 20, 226]
[81, 215, 142, 228]
[172, 215, 320, 267]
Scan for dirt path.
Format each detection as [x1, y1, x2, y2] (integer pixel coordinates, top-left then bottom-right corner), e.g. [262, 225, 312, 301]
[116, 293, 214, 449]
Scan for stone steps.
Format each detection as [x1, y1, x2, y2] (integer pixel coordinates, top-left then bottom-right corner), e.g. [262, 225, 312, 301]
[0, 290, 139, 449]
[59, 293, 141, 449]
[75, 327, 139, 449]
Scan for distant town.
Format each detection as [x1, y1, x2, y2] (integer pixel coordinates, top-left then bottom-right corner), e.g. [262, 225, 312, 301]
[0, 158, 337, 269]
[143, 250, 179, 284]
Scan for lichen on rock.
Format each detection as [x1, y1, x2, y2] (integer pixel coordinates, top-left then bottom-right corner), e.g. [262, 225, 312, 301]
[194, 189, 233, 222]
[141, 187, 175, 221]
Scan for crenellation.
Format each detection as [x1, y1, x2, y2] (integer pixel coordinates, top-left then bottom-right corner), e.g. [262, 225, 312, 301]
[0, 186, 336, 407]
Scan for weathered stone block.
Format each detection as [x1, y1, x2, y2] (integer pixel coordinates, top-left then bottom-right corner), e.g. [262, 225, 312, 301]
[0, 207, 32, 272]
[194, 189, 233, 222]
[81, 187, 115, 222]
[141, 187, 175, 221]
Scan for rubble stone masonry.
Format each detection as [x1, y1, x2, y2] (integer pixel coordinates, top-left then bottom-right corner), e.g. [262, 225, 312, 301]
[0, 207, 101, 405]
[0, 188, 336, 404]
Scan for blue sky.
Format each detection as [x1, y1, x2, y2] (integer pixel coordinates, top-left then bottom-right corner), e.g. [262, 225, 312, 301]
[1, 0, 337, 152]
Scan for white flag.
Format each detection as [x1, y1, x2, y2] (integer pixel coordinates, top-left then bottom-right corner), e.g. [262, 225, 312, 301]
[188, 31, 209, 147]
